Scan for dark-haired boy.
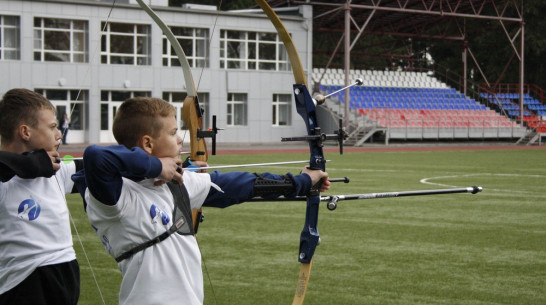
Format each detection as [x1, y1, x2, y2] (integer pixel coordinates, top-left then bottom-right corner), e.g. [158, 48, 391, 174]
[0, 88, 81, 305]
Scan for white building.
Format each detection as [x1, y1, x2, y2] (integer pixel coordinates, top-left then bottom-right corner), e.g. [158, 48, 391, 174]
[0, 0, 313, 144]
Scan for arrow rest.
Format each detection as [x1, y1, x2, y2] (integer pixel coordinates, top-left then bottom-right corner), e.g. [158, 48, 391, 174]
[196, 115, 222, 155]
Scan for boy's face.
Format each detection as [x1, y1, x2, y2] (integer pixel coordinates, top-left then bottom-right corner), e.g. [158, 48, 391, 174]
[25, 108, 62, 151]
[150, 115, 182, 159]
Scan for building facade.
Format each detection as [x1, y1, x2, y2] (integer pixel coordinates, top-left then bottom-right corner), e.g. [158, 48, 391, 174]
[0, 0, 313, 144]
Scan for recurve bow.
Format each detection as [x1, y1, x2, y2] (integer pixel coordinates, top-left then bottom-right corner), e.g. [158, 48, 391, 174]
[255, 1, 341, 304]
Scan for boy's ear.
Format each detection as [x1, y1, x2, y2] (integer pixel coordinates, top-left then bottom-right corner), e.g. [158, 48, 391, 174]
[18, 124, 31, 142]
[140, 135, 154, 154]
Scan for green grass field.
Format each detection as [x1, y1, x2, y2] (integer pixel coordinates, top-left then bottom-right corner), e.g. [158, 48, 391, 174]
[68, 147, 546, 305]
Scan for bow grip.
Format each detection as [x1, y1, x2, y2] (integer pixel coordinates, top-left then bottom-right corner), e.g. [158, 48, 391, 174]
[298, 195, 320, 264]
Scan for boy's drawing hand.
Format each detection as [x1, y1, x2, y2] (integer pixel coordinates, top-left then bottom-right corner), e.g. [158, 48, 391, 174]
[301, 167, 330, 192]
[157, 157, 183, 185]
[47, 150, 61, 172]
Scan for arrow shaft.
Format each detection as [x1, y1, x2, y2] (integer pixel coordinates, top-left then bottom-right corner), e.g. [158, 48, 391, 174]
[196, 160, 315, 170]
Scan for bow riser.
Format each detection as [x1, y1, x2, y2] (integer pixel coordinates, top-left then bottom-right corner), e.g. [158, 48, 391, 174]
[182, 96, 208, 162]
[293, 84, 323, 265]
[294, 84, 325, 171]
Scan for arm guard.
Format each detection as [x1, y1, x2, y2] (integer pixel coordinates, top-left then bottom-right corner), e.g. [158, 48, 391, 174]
[0, 149, 55, 182]
[253, 173, 295, 198]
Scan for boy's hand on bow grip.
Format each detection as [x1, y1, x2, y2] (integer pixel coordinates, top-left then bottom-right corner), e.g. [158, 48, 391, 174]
[301, 166, 330, 192]
[157, 157, 183, 185]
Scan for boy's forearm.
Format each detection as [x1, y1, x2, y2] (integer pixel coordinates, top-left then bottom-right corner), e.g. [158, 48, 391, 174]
[203, 171, 312, 208]
[0, 149, 55, 182]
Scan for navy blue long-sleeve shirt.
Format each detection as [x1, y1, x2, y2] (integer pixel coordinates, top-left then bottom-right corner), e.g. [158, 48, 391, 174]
[71, 145, 312, 208]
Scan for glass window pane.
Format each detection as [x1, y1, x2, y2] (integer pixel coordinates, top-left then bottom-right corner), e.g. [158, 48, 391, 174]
[46, 90, 67, 100]
[111, 91, 131, 101]
[100, 104, 108, 130]
[136, 36, 147, 54]
[73, 20, 85, 30]
[227, 30, 243, 39]
[196, 40, 206, 57]
[100, 91, 109, 101]
[171, 92, 186, 102]
[259, 62, 275, 70]
[248, 43, 256, 59]
[44, 18, 70, 29]
[259, 43, 275, 60]
[110, 23, 134, 33]
[227, 41, 241, 58]
[110, 55, 133, 65]
[227, 60, 240, 69]
[195, 29, 207, 37]
[5, 16, 19, 26]
[45, 53, 68, 62]
[279, 104, 290, 125]
[73, 32, 85, 52]
[110, 35, 133, 53]
[70, 103, 83, 130]
[179, 38, 192, 56]
[44, 31, 70, 50]
[7, 50, 20, 60]
[259, 33, 275, 41]
[5, 28, 19, 48]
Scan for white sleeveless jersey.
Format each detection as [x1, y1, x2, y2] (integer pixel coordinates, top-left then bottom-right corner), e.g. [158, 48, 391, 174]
[85, 170, 212, 305]
[0, 161, 77, 294]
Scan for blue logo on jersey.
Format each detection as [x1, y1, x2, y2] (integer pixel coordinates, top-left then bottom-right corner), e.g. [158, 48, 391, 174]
[18, 199, 41, 221]
[150, 204, 170, 225]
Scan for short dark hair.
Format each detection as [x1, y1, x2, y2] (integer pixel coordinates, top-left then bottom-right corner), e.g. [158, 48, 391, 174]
[0, 89, 55, 142]
[113, 97, 176, 148]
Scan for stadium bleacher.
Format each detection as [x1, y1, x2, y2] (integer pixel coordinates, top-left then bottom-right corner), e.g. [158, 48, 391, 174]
[480, 92, 546, 117]
[314, 68, 520, 131]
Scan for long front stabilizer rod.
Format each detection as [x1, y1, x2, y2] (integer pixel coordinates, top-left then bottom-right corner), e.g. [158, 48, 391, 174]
[246, 186, 483, 208]
[323, 186, 482, 210]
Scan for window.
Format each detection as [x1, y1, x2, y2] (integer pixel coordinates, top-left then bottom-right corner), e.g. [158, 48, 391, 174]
[100, 91, 151, 130]
[101, 22, 150, 65]
[220, 30, 289, 71]
[226, 93, 247, 126]
[0, 15, 20, 60]
[163, 92, 186, 129]
[163, 27, 208, 68]
[272, 94, 291, 126]
[34, 18, 87, 62]
[35, 89, 86, 130]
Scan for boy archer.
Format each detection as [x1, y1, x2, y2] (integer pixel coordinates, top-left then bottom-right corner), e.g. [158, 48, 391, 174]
[0, 88, 82, 305]
[72, 97, 329, 305]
